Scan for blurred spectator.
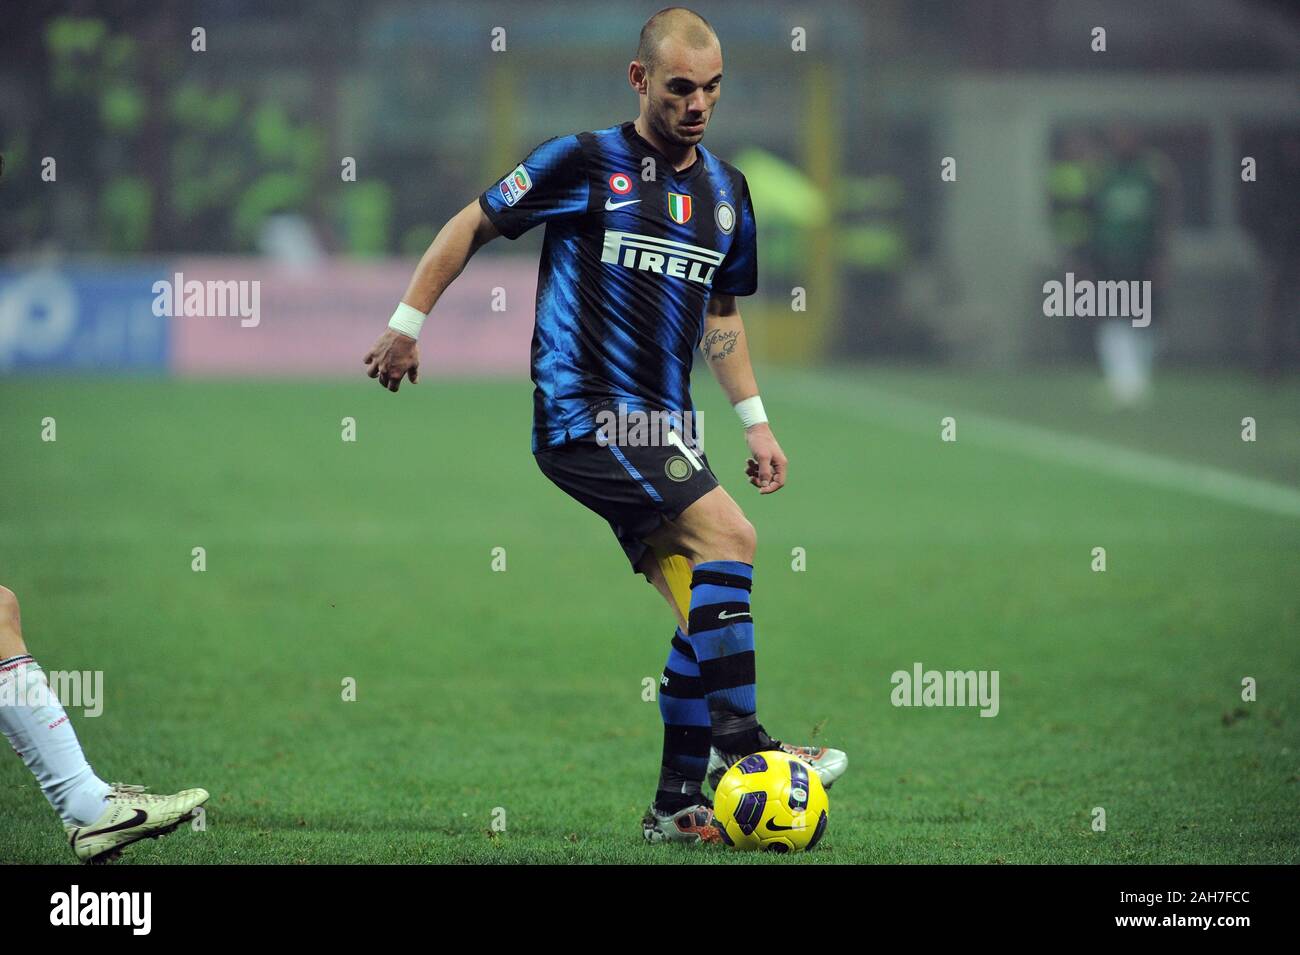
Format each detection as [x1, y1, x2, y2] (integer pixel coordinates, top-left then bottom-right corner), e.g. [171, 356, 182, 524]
[1088, 124, 1178, 407]
[1048, 129, 1102, 275]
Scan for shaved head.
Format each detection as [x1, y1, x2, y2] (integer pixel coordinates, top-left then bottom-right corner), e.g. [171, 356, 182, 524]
[636, 7, 719, 76]
[629, 6, 723, 157]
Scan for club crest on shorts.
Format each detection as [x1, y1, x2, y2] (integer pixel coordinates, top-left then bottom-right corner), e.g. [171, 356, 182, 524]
[608, 172, 633, 195]
[667, 192, 692, 224]
[665, 455, 692, 482]
[714, 200, 735, 234]
[499, 164, 533, 206]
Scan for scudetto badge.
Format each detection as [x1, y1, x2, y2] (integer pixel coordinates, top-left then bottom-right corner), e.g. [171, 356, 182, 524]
[715, 200, 735, 234]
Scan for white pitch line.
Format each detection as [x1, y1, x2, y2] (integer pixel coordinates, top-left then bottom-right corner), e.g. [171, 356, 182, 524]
[773, 370, 1300, 520]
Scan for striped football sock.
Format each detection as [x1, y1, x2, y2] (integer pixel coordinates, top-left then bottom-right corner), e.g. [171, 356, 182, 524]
[654, 628, 711, 812]
[688, 560, 762, 755]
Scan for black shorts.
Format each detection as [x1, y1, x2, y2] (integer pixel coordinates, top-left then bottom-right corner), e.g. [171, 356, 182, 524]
[534, 418, 718, 571]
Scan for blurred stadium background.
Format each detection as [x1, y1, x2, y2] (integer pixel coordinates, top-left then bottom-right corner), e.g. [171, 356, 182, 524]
[1, 1, 1297, 863]
[2, 0, 1298, 375]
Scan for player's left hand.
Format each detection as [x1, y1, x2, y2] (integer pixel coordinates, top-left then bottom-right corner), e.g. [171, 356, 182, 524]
[743, 423, 786, 494]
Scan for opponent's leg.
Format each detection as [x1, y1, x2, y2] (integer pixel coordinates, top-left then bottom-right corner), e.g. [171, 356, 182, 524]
[0, 586, 23, 661]
[0, 585, 111, 828]
[0, 585, 209, 862]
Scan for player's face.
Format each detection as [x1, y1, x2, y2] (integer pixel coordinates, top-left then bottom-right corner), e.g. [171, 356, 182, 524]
[644, 39, 722, 148]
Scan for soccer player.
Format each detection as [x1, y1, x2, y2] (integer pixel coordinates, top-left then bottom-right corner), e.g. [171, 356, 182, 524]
[0, 585, 208, 862]
[364, 7, 846, 844]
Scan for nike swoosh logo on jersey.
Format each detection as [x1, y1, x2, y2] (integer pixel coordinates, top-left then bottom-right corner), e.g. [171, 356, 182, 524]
[717, 610, 751, 621]
[604, 198, 642, 210]
[80, 808, 148, 838]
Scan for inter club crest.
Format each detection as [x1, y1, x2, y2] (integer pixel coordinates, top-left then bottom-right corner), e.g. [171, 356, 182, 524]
[667, 192, 692, 224]
[714, 200, 735, 234]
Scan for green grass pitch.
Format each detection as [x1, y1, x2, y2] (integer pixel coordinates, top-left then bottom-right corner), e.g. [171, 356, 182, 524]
[1, 367, 1296, 864]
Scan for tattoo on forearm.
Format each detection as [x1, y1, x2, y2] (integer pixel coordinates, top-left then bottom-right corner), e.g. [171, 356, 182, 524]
[702, 329, 739, 362]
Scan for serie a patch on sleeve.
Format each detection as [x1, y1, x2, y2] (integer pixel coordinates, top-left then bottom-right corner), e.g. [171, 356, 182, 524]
[498, 164, 533, 206]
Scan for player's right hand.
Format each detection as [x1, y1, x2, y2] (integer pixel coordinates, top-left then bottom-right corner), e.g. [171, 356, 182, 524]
[364, 328, 420, 393]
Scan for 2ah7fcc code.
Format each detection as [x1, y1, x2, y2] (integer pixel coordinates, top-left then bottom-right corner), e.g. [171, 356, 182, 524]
[1120, 891, 1251, 906]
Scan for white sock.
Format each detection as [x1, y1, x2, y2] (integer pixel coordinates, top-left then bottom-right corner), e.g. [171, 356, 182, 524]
[1097, 321, 1150, 405]
[0, 654, 110, 827]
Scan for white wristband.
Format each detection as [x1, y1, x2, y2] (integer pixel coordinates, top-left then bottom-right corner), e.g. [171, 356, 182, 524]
[733, 395, 768, 429]
[388, 302, 428, 340]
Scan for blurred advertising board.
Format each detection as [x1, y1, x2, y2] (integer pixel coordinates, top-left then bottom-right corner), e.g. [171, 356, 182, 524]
[0, 258, 537, 376]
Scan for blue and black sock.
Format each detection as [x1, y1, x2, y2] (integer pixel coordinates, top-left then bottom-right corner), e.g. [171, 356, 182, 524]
[654, 628, 712, 812]
[688, 560, 763, 755]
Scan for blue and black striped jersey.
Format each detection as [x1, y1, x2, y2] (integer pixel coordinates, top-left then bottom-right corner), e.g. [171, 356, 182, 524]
[479, 121, 758, 452]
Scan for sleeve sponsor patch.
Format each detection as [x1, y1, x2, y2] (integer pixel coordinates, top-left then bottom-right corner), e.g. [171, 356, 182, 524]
[499, 163, 533, 206]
